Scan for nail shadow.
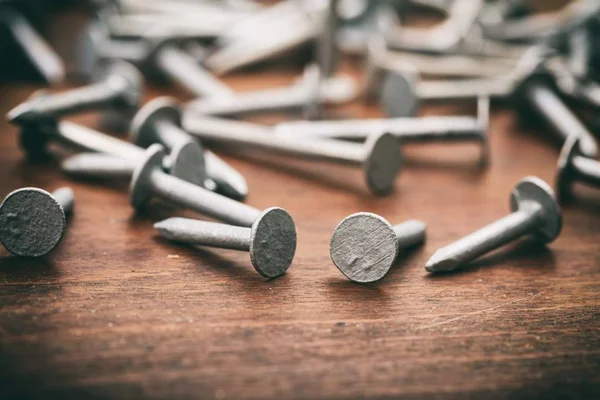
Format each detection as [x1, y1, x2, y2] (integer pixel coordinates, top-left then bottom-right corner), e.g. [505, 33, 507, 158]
[152, 237, 266, 282]
[0, 255, 61, 282]
[426, 240, 556, 279]
[561, 189, 600, 213]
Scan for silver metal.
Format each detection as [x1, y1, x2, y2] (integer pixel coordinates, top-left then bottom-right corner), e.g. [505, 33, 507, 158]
[330, 212, 426, 283]
[205, 4, 326, 75]
[183, 114, 403, 196]
[0, 9, 64, 85]
[515, 68, 598, 158]
[19, 120, 201, 186]
[274, 96, 490, 165]
[317, 0, 340, 78]
[150, 42, 234, 97]
[154, 207, 297, 278]
[186, 64, 357, 118]
[62, 153, 137, 179]
[8, 61, 143, 125]
[426, 176, 562, 273]
[130, 97, 206, 188]
[130, 144, 262, 227]
[0, 187, 74, 257]
[556, 136, 600, 203]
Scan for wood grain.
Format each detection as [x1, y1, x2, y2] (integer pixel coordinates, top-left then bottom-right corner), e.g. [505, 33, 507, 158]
[1, 31, 600, 400]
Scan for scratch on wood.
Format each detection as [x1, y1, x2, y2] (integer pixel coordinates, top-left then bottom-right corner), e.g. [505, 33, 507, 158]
[418, 292, 543, 330]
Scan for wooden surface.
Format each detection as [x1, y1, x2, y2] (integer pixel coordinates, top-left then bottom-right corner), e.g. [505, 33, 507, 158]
[1, 58, 600, 399]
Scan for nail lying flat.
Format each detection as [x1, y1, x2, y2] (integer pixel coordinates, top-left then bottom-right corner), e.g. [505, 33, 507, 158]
[426, 177, 562, 273]
[183, 114, 403, 196]
[330, 212, 426, 283]
[155, 207, 296, 279]
[7, 61, 143, 125]
[0, 187, 74, 257]
[130, 144, 262, 227]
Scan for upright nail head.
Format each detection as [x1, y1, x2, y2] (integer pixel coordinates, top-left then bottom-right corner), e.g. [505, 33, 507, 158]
[250, 207, 297, 278]
[130, 143, 165, 208]
[130, 96, 181, 148]
[363, 132, 402, 196]
[330, 212, 399, 283]
[0, 188, 67, 257]
[381, 68, 419, 118]
[510, 176, 562, 243]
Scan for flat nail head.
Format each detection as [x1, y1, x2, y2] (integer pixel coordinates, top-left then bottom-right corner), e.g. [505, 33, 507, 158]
[168, 141, 207, 188]
[364, 132, 402, 196]
[0, 188, 66, 257]
[381, 69, 418, 118]
[96, 60, 144, 110]
[130, 96, 181, 148]
[556, 135, 581, 203]
[250, 207, 297, 279]
[510, 176, 562, 243]
[330, 212, 399, 283]
[130, 143, 165, 208]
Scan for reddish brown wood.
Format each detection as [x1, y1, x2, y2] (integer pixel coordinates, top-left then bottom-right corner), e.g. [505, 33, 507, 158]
[0, 56, 599, 400]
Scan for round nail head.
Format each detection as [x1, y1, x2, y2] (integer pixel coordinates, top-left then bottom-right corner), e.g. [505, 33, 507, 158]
[98, 60, 144, 110]
[0, 188, 66, 257]
[510, 176, 562, 243]
[130, 143, 165, 208]
[363, 132, 402, 196]
[381, 69, 419, 117]
[556, 135, 581, 202]
[169, 141, 207, 187]
[330, 212, 398, 283]
[249, 207, 297, 279]
[130, 96, 181, 148]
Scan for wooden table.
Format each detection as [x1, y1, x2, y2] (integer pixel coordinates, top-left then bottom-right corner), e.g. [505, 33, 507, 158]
[1, 56, 599, 399]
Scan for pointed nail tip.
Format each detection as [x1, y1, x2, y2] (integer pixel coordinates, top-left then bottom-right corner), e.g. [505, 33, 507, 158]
[6, 105, 35, 124]
[425, 251, 460, 273]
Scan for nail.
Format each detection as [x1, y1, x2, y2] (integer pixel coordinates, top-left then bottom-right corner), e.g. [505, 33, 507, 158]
[426, 176, 562, 273]
[330, 212, 426, 283]
[274, 96, 490, 165]
[131, 144, 262, 227]
[0, 9, 64, 85]
[316, 0, 340, 78]
[513, 49, 598, 158]
[186, 64, 357, 118]
[130, 96, 206, 188]
[8, 61, 143, 125]
[154, 207, 296, 278]
[145, 39, 233, 97]
[0, 187, 74, 257]
[556, 135, 600, 202]
[205, 5, 324, 74]
[19, 120, 202, 186]
[183, 114, 402, 196]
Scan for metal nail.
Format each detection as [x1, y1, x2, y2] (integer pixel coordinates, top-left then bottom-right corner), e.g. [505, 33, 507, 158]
[0, 187, 74, 257]
[130, 144, 262, 227]
[513, 49, 598, 158]
[183, 114, 402, 196]
[0, 9, 64, 85]
[316, 0, 340, 79]
[62, 153, 137, 179]
[130, 96, 248, 199]
[186, 64, 357, 118]
[18, 120, 202, 186]
[330, 212, 426, 283]
[205, 4, 325, 75]
[7, 61, 143, 125]
[426, 176, 562, 273]
[274, 96, 490, 165]
[556, 135, 600, 202]
[143, 39, 233, 98]
[154, 207, 296, 278]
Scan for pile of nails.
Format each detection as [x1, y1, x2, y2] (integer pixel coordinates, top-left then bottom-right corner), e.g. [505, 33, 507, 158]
[2, 0, 600, 283]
